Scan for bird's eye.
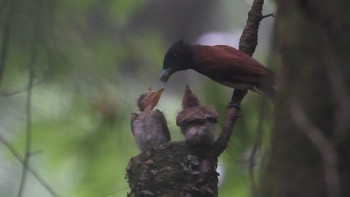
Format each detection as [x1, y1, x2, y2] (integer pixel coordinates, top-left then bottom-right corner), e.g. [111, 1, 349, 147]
[173, 52, 179, 57]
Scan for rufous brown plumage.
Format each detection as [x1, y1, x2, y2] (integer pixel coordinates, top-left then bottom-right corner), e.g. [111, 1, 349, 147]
[160, 40, 276, 99]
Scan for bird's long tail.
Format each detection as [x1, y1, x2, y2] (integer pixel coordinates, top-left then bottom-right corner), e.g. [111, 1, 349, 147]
[253, 84, 277, 100]
[253, 73, 278, 100]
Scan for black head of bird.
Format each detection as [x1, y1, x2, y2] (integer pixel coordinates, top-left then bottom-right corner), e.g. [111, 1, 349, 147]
[160, 40, 194, 83]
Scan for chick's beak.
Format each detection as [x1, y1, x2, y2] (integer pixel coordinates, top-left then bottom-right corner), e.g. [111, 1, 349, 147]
[146, 88, 164, 108]
[159, 68, 173, 83]
[153, 88, 164, 103]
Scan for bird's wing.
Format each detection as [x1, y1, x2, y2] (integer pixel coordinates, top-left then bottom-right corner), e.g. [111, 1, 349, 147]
[130, 112, 139, 135]
[195, 45, 272, 85]
[176, 108, 208, 126]
[153, 109, 171, 140]
[214, 45, 268, 75]
[199, 106, 219, 123]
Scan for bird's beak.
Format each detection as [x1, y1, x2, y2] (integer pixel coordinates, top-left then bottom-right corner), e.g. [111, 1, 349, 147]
[159, 68, 173, 83]
[185, 85, 191, 93]
[153, 88, 164, 102]
[146, 88, 164, 107]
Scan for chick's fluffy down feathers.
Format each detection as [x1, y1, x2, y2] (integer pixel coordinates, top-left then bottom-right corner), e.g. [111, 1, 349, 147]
[176, 106, 218, 126]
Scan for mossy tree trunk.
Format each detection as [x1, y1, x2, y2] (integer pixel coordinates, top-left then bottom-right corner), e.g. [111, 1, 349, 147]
[260, 1, 350, 197]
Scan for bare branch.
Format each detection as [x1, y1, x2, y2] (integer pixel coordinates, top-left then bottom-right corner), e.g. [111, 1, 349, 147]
[0, 0, 17, 87]
[213, 0, 266, 156]
[0, 133, 60, 197]
[290, 100, 340, 197]
[17, 0, 42, 195]
[239, 0, 265, 56]
[0, 79, 45, 97]
[213, 107, 242, 157]
[100, 187, 128, 197]
[16, 43, 36, 197]
[262, 13, 274, 19]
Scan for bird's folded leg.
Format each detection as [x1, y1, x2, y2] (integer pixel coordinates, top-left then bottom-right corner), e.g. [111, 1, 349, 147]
[227, 102, 241, 110]
[227, 89, 248, 110]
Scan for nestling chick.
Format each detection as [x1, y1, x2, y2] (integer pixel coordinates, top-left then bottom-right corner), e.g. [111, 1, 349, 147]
[131, 88, 170, 152]
[176, 86, 219, 146]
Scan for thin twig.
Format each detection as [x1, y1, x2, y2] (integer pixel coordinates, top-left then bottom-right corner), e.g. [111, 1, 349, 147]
[262, 13, 274, 19]
[290, 100, 339, 197]
[0, 133, 60, 197]
[0, 0, 17, 87]
[100, 187, 129, 197]
[17, 1, 41, 195]
[16, 45, 36, 197]
[0, 0, 49, 97]
[0, 79, 45, 97]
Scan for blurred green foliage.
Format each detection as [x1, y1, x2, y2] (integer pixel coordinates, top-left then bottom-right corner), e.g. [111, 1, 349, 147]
[0, 0, 275, 196]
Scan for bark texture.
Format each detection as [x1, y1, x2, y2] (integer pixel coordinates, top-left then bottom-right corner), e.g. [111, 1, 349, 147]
[260, 1, 350, 197]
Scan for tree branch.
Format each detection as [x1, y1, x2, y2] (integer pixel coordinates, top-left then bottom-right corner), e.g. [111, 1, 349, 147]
[16, 39, 36, 197]
[0, 79, 45, 97]
[212, 0, 266, 157]
[100, 187, 129, 197]
[0, 0, 17, 87]
[212, 92, 243, 157]
[0, 133, 59, 197]
[239, 0, 265, 56]
[17, 1, 41, 195]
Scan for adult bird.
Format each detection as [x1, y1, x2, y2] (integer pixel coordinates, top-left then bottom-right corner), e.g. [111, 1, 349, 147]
[131, 88, 171, 152]
[176, 86, 219, 147]
[160, 40, 276, 102]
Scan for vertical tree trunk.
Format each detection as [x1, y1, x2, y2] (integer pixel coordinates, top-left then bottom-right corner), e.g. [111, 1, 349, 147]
[260, 1, 350, 197]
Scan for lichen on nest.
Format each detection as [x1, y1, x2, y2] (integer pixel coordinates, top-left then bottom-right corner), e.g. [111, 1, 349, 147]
[126, 141, 219, 197]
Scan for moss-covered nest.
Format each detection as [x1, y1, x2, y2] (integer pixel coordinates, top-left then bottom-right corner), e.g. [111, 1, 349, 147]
[126, 142, 219, 197]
